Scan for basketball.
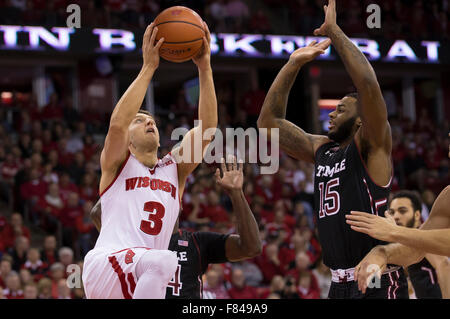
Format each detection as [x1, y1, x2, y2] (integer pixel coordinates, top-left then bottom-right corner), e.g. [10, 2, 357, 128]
[154, 6, 205, 63]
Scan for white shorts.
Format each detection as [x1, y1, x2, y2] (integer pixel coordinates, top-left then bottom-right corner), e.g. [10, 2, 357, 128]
[82, 247, 153, 299]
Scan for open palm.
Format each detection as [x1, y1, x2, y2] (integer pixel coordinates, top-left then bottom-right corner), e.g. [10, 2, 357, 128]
[215, 155, 243, 192]
[289, 39, 331, 66]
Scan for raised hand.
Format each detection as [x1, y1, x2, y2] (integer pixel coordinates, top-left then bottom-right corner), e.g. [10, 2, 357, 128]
[142, 22, 165, 70]
[192, 21, 211, 70]
[214, 155, 243, 193]
[313, 0, 337, 36]
[289, 39, 331, 67]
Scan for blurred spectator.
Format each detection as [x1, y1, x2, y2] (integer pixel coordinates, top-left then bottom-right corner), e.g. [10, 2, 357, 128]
[57, 278, 72, 299]
[36, 182, 63, 232]
[260, 274, 285, 299]
[20, 168, 47, 212]
[0, 258, 13, 288]
[59, 192, 83, 247]
[40, 235, 59, 267]
[78, 173, 98, 203]
[3, 270, 24, 299]
[199, 190, 230, 225]
[281, 275, 300, 299]
[225, 0, 249, 33]
[297, 271, 320, 299]
[58, 173, 79, 202]
[2, 212, 31, 249]
[37, 277, 53, 299]
[227, 267, 259, 299]
[58, 247, 74, 269]
[312, 258, 331, 299]
[255, 243, 285, 285]
[22, 248, 48, 282]
[202, 267, 230, 299]
[19, 268, 33, 286]
[231, 259, 263, 287]
[8, 236, 29, 271]
[49, 262, 65, 298]
[23, 282, 38, 299]
[67, 152, 86, 185]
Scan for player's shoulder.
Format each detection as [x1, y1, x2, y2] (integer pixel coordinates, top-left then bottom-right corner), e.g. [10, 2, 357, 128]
[192, 231, 229, 243]
[158, 152, 177, 167]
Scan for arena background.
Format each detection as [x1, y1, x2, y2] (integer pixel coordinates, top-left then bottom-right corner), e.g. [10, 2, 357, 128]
[0, 0, 449, 299]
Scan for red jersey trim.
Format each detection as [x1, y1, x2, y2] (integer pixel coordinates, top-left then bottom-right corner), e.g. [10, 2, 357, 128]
[353, 137, 393, 189]
[99, 152, 131, 197]
[110, 246, 152, 255]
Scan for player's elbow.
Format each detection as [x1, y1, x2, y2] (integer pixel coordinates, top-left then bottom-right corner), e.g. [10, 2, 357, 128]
[256, 114, 267, 129]
[257, 115, 275, 131]
[251, 244, 263, 258]
[244, 242, 262, 258]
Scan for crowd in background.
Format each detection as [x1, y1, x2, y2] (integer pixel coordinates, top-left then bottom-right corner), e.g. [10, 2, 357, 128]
[0, 0, 449, 40]
[0, 79, 448, 299]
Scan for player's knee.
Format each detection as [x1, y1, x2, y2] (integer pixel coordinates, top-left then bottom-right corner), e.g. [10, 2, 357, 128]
[160, 250, 178, 279]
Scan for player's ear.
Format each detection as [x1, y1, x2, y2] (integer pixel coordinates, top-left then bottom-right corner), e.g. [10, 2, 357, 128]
[414, 210, 421, 224]
[356, 116, 362, 128]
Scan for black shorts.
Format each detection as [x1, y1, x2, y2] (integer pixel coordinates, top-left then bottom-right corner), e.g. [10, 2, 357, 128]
[328, 269, 409, 299]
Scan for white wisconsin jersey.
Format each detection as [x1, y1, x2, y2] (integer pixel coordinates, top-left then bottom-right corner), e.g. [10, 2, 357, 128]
[94, 152, 180, 252]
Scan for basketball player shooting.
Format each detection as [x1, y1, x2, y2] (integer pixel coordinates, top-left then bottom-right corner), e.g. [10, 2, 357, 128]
[258, 0, 407, 298]
[82, 21, 217, 299]
[90, 155, 262, 299]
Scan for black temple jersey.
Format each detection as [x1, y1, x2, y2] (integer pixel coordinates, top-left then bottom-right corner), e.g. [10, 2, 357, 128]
[407, 258, 442, 299]
[165, 229, 229, 299]
[314, 139, 391, 270]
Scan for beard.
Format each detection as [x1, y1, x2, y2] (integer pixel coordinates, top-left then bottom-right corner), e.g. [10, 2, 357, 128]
[328, 116, 357, 144]
[405, 215, 416, 228]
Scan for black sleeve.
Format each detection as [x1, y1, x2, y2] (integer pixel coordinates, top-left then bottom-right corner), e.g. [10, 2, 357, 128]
[193, 231, 230, 273]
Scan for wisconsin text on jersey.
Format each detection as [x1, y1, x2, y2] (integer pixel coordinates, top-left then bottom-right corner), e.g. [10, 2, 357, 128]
[125, 176, 177, 199]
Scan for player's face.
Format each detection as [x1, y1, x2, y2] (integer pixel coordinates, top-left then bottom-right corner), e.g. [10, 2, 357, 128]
[388, 198, 420, 228]
[327, 96, 360, 144]
[128, 114, 160, 151]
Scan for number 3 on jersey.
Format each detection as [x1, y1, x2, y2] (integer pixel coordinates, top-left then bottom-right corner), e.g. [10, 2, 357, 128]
[140, 201, 165, 235]
[318, 177, 340, 218]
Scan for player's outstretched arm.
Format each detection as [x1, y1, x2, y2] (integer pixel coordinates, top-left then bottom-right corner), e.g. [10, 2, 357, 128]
[100, 23, 164, 192]
[347, 186, 450, 256]
[353, 243, 425, 294]
[314, 0, 390, 151]
[215, 156, 262, 261]
[171, 21, 217, 193]
[257, 40, 331, 163]
[352, 186, 450, 293]
[90, 199, 102, 232]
